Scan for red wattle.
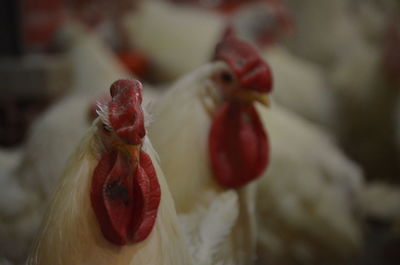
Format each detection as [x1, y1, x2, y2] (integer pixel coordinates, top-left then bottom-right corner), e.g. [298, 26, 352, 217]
[131, 151, 161, 242]
[209, 102, 269, 188]
[91, 149, 161, 245]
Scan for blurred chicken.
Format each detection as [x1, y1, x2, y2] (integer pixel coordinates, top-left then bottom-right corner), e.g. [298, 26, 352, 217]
[351, 0, 399, 48]
[27, 79, 193, 265]
[329, 15, 400, 182]
[149, 35, 273, 265]
[255, 103, 364, 265]
[126, 0, 335, 130]
[282, 0, 400, 182]
[124, 0, 226, 82]
[284, 0, 366, 69]
[261, 46, 336, 130]
[228, 1, 336, 129]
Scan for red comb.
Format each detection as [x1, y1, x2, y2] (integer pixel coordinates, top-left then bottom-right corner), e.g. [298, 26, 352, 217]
[108, 79, 145, 145]
[214, 35, 273, 93]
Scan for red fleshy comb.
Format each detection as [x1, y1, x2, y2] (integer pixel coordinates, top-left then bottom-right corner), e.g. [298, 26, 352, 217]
[108, 79, 145, 145]
[214, 34, 273, 93]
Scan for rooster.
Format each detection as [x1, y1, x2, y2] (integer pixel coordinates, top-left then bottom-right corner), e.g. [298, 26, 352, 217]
[0, 24, 141, 264]
[27, 79, 193, 265]
[149, 34, 272, 264]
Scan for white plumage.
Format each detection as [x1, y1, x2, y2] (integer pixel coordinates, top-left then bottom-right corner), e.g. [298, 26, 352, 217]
[284, 0, 365, 68]
[255, 103, 364, 264]
[180, 190, 239, 265]
[149, 62, 259, 265]
[27, 126, 193, 265]
[262, 46, 336, 129]
[124, 0, 225, 81]
[0, 22, 135, 264]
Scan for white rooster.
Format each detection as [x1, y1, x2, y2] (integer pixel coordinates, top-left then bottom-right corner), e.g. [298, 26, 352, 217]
[149, 35, 273, 265]
[0, 22, 135, 264]
[27, 79, 193, 265]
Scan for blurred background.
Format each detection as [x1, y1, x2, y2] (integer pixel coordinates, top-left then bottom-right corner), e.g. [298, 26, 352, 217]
[1, 0, 400, 264]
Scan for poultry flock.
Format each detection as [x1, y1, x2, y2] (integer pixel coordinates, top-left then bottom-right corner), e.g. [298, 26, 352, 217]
[1, 0, 400, 265]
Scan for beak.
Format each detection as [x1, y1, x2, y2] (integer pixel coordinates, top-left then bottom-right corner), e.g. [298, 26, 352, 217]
[126, 145, 140, 162]
[232, 90, 270, 107]
[112, 140, 141, 163]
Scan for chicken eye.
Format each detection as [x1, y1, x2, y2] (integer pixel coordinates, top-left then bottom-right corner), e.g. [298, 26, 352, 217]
[220, 71, 233, 83]
[102, 124, 111, 133]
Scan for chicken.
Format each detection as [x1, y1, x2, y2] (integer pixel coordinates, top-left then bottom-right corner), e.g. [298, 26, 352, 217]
[124, 0, 226, 82]
[261, 46, 336, 130]
[27, 79, 193, 265]
[328, 16, 400, 182]
[126, 0, 332, 131]
[149, 35, 272, 264]
[226, 2, 337, 130]
[282, 0, 400, 182]
[351, 0, 399, 48]
[0, 22, 135, 264]
[255, 103, 364, 264]
[283, 0, 366, 69]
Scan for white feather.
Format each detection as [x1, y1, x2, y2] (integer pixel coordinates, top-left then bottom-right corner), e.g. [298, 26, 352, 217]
[180, 191, 239, 265]
[149, 62, 257, 265]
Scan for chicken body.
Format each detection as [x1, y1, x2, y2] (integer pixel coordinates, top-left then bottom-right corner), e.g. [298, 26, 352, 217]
[262, 46, 336, 129]
[283, 0, 400, 181]
[149, 62, 261, 265]
[255, 103, 364, 264]
[284, 0, 365, 69]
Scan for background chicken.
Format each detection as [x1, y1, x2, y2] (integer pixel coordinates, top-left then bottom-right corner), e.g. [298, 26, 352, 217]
[261, 46, 336, 130]
[283, 0, 365, 69]
[28, 79, 193, 265]
[124, 0, 226, 82]
[149, 35, 272, 265]
[255, 103, 364, 265]
[125, 0, 336, 131]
